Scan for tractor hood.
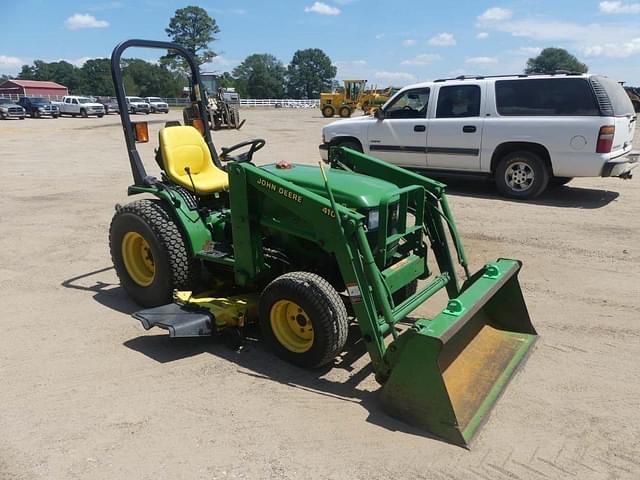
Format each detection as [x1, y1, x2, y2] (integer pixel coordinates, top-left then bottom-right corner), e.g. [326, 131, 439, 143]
[262, 164, 398, 209]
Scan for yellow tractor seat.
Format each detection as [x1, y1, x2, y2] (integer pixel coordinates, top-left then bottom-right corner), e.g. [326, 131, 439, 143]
[159, 126, 229, 194]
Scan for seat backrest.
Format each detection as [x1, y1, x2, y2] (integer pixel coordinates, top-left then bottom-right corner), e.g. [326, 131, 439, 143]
[158, 125, 229, 194]
[160, 125, 211, 178]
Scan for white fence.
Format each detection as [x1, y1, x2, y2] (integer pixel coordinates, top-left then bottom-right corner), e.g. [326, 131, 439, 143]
[0, 93, 319, 108]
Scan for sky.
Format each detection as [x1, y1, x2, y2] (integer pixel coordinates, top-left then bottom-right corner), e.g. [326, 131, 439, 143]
[2, 0, 640, 86]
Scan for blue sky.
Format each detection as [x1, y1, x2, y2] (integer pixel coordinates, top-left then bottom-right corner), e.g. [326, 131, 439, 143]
[2, 0, 640, 85]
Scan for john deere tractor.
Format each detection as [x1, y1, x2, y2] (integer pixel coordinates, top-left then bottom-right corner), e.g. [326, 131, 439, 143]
[109, 40, 537, 447]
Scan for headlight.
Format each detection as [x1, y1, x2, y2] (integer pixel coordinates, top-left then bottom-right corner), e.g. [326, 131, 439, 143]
[38, 107, 45, 111]
[367, 209, 380, 230]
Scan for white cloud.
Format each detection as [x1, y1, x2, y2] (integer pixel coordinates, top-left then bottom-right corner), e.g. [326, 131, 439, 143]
[375, 33, 385, 40]
[334, 59, 368, 68]
[374, 71, 417, 84]
[0, 55, 23, 68]
[428, 32, 456, 46]
[465, 56, 499, 65]
[476, 32, 489, 39]
[64, 56, 93, 67]
[401, 54, 442, 66]
[599, 1, 640, 13]
[478, 7, 513, 22]
[402, 39, 417, 47]
[201, 55, 241, 72]
[304, 2, 341, 15]
[584, 38, 640, 57]
[64, 13, 109, 30]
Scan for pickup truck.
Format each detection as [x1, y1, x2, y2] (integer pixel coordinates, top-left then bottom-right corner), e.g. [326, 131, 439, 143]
[17, 97, 60, 118]
[58, 96, 105, 118]
[144, 97, 169, 113]
[126, 96, 150, 114]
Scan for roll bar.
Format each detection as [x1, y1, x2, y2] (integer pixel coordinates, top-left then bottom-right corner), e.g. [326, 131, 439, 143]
[110, 39, 221, 186]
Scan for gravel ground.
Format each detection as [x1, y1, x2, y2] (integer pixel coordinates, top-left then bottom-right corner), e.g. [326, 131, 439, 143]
[0, 109, 638, 479]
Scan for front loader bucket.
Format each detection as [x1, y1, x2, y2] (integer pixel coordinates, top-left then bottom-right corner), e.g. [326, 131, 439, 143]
[380, 259, 537, 447]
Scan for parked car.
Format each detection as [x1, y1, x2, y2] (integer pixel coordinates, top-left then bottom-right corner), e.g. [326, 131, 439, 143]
[0, 98, 25, 120]
[58, 96, 105, 118]
[97, 96, 120, 114]
[126, 96, 150, 114]
[17, 97, 60, 118]
[144, 96, 169, 113]
[320, 73, 639, 198]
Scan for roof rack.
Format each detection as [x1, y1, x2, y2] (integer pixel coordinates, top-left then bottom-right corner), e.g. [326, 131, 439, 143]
[433, 71, 584, 82]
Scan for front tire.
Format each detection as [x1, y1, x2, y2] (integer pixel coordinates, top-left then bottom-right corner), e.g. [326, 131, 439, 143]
[81, 109, 88, 118]
[495, 151, 549, 199]
[335, 138, 363, 153]
[321, 105, 335, 118]
[259, 272, 348, 368]
[109, 199, 193, 307]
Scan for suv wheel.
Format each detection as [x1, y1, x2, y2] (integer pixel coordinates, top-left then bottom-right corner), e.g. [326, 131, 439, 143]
[495, 150, 549, 199]
[80, 109, 88, 118]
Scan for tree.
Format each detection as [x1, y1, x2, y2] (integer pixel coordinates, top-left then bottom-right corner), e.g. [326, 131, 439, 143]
[121, 59, 184, 97]
[161, 5, 220, 70]
[17, 60, 85, 92]
[286, 48, 336, 99]
[525, 48, 588, 74]
[218, 72, 237, 89]
[0, 74, 12, 83]
[233, 54, 286, 98]
[81, 58, 114, 96]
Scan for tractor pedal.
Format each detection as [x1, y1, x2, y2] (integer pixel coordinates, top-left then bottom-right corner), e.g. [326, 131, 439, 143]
[132, 303, 213, 337]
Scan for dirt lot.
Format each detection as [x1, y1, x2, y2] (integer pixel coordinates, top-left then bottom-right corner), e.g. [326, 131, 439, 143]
[1, 109, 639, 480]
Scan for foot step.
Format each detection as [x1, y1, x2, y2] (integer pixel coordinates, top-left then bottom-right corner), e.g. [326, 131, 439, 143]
[133, 303, 213, 337]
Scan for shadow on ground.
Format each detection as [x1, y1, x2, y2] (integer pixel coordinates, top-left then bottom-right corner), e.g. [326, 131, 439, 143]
[429, 176, 620, 209]
[61, 267, 139, 314]
[122, 326, 442, 443]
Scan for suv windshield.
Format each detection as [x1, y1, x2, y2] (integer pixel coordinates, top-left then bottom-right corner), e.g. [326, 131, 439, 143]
[0, 99, 14, 105]
[78, 98, 93, 104]
[29, 97, 47, 103]
[129, 97, 144, 102]
[148, 97, 162, 102]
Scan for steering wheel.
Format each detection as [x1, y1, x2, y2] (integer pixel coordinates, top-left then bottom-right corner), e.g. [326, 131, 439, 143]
[220, 138, 266, 163]
[402, 105, 416, 111]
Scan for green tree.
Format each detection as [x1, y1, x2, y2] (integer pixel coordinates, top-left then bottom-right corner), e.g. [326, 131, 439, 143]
[286, 48, 336, 99]
[122, 59, 184, 97]
[161, 5, 220, 70]
[17, 60, 85, 92]
[218, 72, 237, 89]
[0, 74, 12, 83]
[81, 58, 114, 96]
[525, 48, 588, 74]
[233, 54, 286, 98]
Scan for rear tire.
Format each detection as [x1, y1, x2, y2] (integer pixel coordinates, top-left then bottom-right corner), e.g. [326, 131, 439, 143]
[339, 105, 352, 118]
[495, 151, 549, 199]
[321, 105, 335, 118]
[259, 272, 348, 368]
[97, 113, 104, 118]
[109, 199, 193, 307]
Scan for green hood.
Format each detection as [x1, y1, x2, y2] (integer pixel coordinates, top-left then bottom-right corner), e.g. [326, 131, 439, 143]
[262, 164, 398, 209]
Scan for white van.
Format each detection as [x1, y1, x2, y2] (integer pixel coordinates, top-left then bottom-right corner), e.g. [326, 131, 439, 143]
[320, 73, 638, 198]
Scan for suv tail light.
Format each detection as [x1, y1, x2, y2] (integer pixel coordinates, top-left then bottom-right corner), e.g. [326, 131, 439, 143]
[596, 125, 615, 153]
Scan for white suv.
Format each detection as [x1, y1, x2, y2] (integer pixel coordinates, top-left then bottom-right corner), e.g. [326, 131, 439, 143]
[320, 73, 638, 198]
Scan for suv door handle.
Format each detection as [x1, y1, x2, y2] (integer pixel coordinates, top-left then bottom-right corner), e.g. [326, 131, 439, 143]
[414, 125, 426, 132]
[463, 125, 476, 133]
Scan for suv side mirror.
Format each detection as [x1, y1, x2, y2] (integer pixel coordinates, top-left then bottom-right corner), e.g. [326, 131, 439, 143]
[374, 108, 385, 120]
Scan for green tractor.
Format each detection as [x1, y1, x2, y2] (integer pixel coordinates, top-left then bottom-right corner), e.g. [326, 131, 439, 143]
[109, 40, 537, 447]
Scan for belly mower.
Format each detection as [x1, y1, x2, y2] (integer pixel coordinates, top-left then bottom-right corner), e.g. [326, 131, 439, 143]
[108, 39, 537, 447]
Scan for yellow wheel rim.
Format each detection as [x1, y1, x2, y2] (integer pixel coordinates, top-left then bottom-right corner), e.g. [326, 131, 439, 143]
[269, 300, 314, 353]
[121, 232, 155, 287]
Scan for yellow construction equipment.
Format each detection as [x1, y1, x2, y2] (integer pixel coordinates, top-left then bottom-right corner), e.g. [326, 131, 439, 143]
[321, 81, 399, 118]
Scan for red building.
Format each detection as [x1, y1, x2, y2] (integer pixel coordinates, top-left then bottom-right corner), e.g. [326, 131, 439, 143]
[0, 79, 68, 98]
